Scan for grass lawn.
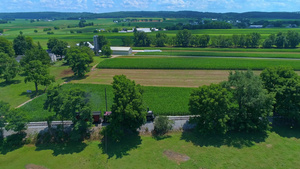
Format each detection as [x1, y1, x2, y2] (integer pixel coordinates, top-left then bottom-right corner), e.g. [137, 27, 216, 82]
[97, 56, 300, 70]
[0, 128, 300, 169]
[0, 56, 103, 108]
[19, 83, 194, 121]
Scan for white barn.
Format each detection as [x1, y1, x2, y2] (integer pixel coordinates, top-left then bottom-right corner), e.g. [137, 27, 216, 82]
[110, 47, 132, 55]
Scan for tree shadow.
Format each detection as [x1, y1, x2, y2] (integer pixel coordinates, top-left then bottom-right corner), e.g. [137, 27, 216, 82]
[98, 132, 142, 159]
[62, 75, 89, 83]
[35, 142, 87, 156]
[152, 134, 172, 141]
[34, 128, 87, 156]
[272, 125, 300, 139]
[0, 132, 26, 155]
[180, 130, 268, 149]
[19, 89, 45, 98]
[0, 80, 22, 87]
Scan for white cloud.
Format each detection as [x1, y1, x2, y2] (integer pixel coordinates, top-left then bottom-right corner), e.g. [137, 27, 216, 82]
[122, 0, 150, 8]
[158, 0, 191, 9]
[93, 0, 114, 8]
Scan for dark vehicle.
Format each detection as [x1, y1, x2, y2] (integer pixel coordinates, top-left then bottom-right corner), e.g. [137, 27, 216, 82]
[146, 110, 155, 122]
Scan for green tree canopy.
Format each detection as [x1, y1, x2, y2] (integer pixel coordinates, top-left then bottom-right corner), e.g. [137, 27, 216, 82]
[154, 32, 168, 47]
[5, 109, 27, 134]
[0, 53, 20, 82]
[101, 45, 112, 58]
[51, 40, 68, 58]
[66, 47, 93, 77]
[176, 29, 192, 47]
[189, 84, 233, 134]
[0, 37, 15, 57]
[97, 35, 109, 51]
[133, 32, 151, 47]
[44, 85, 92, 141]
[13, 33, 34, 55]
[24, 60, 55, 93]
[260, 66, 300, 123]
[106, 75, 146, 141]
[21, 43, 51, 66]
[226, 70, 274, 132]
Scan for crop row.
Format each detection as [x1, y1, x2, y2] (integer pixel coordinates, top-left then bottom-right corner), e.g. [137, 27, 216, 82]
[97, 57, 300, 70]
[20, 84, 194, 121]
[137, 51, 300, 59]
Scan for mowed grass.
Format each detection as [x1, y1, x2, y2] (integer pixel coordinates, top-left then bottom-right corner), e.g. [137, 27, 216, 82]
[97, 56, 300, 70]
[0, 56, 102, 108]
[19, 83, 193, 121]
[1, 130, 300, 169]
[137, 51, 300, 59]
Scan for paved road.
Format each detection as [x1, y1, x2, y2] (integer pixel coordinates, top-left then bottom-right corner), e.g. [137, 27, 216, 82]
[3, 116, 195, 137]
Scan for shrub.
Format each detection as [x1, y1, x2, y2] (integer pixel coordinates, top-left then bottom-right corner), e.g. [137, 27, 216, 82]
[153, 116, 174, 135]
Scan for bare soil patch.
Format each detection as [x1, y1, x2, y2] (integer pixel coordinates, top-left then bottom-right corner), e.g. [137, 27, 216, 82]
[163, 150, 190, 163]
[25, 164, 47, 169]
[60, 69, 73, 77]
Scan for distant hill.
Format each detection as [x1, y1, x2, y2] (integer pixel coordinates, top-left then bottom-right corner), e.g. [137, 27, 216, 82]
[0, 11, 299, 20]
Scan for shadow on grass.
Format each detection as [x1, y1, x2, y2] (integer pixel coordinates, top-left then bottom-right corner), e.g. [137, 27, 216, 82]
[98, 132, 142, 159]
[62, 75, 89, 83]
[0, 80, 22, 87]
[152, 135, 172, 141]
[19, 89, 45, 98]
[180, 130, 268, 149]
[272, 125, 300, 139]
[35, 142, 87, 156]
[0, 132, 26, 155]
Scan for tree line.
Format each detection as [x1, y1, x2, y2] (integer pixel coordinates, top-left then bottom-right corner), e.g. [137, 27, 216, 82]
[190, 67, 300, 134]
[120, 29, 300, 48]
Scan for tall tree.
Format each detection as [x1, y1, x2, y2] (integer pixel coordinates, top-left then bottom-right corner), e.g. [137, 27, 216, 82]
[225, 70, 274, 132]
[21, 43, 51, 66]
[101, 45, 112, 58]
[106, 75, 146, 141]
[133, 32, 151, 47]
[24, 60, 55, 93]
[286, 30, 300, 48]
[260, 66, 300, 123]
[47, 38, 59, 50]
[154, 32, 168, 47]
[189, 84, 233, 134]
[0, 53, 20, 82]
[176, 29, 192, 47]
[66, 47, 93, 77]
[5, 109, 27, 134]
[0, 37, 15, 57]
[44, 85, 92, 141]
[97, 35, 109, 51]
[122, 37, 133, 46]
[13, 33, 34, 55]
[51, 40, 68, 59]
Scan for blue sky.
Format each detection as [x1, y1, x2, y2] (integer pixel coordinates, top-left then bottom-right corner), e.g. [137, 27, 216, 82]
[0, 0, 298, 13]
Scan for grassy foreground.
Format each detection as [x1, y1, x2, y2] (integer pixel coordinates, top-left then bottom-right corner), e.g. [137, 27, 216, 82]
[0, 129, 300, 169]
[19, 83, 194, 121]
[98, 56, 300, 70]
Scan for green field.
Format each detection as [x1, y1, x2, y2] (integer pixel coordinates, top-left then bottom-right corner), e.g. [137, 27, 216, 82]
[138, 51, 300, 58]
[1, 129, 300, 169]
[97, 56, 300, 70]
[19, 83, 194, 121]
[2, 19, 300, 48]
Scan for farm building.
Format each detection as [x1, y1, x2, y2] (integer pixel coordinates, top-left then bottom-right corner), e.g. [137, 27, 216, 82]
[249, 25, 263, 28]
[110, 47, 132, 55]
